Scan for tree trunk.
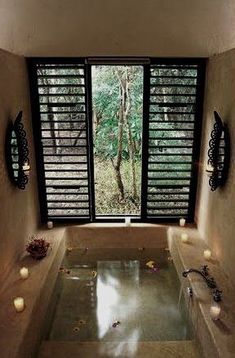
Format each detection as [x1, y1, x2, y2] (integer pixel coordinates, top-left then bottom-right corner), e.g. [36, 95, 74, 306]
[111, 75, 125, 200]
[124, 69, 137, 199]
[111, 159, 124, 200]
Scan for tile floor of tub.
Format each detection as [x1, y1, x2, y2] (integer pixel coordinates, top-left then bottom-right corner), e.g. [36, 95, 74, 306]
[47, 249, 192, 342]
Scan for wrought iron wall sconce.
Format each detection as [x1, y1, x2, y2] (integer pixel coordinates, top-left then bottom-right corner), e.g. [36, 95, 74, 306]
[5, 111, 30, 190]
[206, 111, 230, 191]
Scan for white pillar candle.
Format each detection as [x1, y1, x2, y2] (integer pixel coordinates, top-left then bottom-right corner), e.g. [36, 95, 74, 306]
[181, 233, 189, 243]
[47, 221, 53, 229]
[125, 217, 131, 227]
[19, 267, 29, 279]
[210, 304, 221, 320]
[13, 297, 25, 312]
[203, 249, 212, 260]
[179, 218, 186, 227]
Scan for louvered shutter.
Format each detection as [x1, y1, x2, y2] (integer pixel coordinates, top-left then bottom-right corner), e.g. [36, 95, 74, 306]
[29, 60, 93, 222]
[141, 59, 205, 222]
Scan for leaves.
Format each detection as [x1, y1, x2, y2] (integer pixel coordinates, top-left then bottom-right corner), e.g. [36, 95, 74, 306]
[92, 66, 143, 161]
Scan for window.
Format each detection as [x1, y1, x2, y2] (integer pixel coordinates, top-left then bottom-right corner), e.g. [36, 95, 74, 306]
[28, 58, 205, 223]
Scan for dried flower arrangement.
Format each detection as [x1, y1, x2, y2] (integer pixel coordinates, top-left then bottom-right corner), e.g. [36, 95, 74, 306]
[26, 237, 50, 260]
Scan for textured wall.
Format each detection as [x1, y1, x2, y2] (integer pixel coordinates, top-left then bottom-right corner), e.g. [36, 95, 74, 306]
[0, 48, 39, 285]
[196, 48, 235, 284]
[0, 0, 235, 57]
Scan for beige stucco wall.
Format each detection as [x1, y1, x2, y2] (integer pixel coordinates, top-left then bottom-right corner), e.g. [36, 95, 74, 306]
[0, 0, 235, 57]
[196, 48, 235, 284]
[0, 48, 39, 285]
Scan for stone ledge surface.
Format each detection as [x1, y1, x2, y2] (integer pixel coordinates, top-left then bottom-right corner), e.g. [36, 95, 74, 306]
[66, 224, 168, 248]
[0, 228, 66, 358]
[38, 340, 200, 358]
[167, 227, 235, 358]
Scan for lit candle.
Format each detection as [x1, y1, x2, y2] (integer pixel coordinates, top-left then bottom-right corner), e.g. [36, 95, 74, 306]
[179, 218, 186, 227]
[203, 249, 212, 260]
[210, 304, 221, 320]
[22, 162, 30, 175]
[19, 267, 29, 279]
[13, 297, 25, 312]
[181, 233, 188, 243]
[206, 164, 214, 173]
[125, 217, 131, 227]
[47, 221, 53, 229]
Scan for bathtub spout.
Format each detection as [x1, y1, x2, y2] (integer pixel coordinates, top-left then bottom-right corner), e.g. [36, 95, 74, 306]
[182, 267, 222, 302]
[182, 266, 217, 289]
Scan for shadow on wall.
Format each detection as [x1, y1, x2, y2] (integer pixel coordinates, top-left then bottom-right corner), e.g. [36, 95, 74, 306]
[196, 48, 235, 285]
[0, 48, 39, 287]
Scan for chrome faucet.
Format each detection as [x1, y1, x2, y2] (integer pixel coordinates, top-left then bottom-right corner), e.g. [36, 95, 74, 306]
[182, 265, 222, 302]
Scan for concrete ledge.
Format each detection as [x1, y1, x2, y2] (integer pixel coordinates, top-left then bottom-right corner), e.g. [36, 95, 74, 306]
[0, 228, 66, 358]
[38, 340, 200, 358]
[66, 223, 168, 248]
[167, 227, 235, 358]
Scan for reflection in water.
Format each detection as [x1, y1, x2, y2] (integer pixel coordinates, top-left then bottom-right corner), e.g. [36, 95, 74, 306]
[99, 329, 140, 357]
[178, 284, 183, 308]
[96, 261, 140, 342]
[96, 272, 120, 339]
[97, 261, 140, 356]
